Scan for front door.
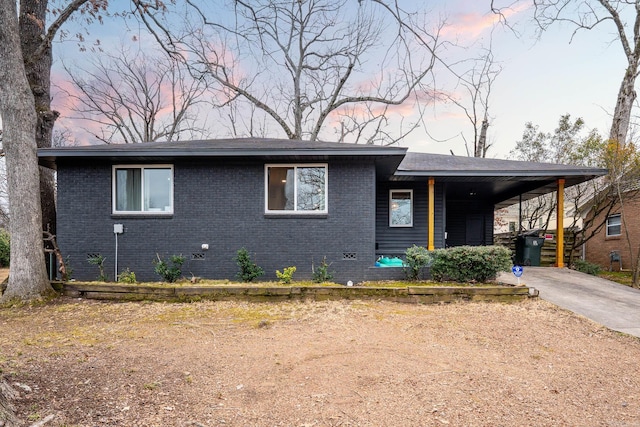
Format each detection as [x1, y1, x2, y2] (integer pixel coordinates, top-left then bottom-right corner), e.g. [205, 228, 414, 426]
[466, 214, 485, 246]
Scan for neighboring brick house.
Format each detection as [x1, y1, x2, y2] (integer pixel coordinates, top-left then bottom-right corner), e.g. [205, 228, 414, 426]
[584, 194, 640, 271]
[38, 138, 606, 283]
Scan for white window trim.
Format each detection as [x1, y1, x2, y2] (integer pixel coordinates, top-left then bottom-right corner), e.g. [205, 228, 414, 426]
[606, 213, 621, 237]
[389, 189, 413, 227]
[112, 164, 174, 215]
[264, 164, 328, 214]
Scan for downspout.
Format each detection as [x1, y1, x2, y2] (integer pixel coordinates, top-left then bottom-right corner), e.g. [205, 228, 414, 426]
[556, 179, 565, 268]
[428, 178, 435, 250]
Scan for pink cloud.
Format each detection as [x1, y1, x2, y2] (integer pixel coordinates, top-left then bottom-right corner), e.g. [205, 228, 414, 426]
[441, 3, 529, 40]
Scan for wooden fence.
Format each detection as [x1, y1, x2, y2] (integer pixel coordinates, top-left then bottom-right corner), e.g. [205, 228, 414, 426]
[494, 229, 581, 267]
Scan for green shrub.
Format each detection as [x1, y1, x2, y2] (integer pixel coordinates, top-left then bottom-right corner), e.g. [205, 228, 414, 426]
[404, 245, 432, 281]
[430, 245, 512, 283]
[276, 266, 296, 284]
[154, 254, 185, 283]
[235, 248, 264, 282]
[0, 229, 9, 267]
[62, 255, 73, 281]
[572, 259, 601, 276]
[117, 268, 137, 283]
[312, 256, 334, 283]
[87, 254, 108, 282]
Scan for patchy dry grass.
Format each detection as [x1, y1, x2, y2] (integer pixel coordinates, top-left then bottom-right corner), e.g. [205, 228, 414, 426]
[598, 270, 634, 286]
[0, 297, 639, 426]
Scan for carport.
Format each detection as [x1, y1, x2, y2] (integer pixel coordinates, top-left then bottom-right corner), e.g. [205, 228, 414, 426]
[390, 153, 607, 267]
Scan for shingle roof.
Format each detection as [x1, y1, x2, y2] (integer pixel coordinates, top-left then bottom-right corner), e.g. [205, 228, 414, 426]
[37, 138, 607, 208]
[399, 152, 605, 177]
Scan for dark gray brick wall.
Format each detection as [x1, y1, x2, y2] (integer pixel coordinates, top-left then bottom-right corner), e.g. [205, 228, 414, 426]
[57, 158, 378, 283]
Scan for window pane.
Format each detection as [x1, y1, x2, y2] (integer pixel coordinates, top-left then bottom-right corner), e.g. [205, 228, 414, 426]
[144, 168, 172, 212]
[390, 191, 412, 226]
[607, 215, 621, 236]
[268, 167, 295, 210]
[116, 168, 141, 211]
[297, 167, 325, 211]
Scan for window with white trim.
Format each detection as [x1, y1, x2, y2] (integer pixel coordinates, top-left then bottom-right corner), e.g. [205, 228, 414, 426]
[606, 214, 621, 237]
[390, 189, 413, 227]
[265, 164, 327, 213]
[113, 165, 173, 214]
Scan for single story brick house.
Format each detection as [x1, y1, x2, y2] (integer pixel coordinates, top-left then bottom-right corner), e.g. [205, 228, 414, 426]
[38, 138, 606, 283]
[583, 189, 639, 271]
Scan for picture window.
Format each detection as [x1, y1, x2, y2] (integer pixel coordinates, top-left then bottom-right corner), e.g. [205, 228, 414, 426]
[113, 165, 173, 214]
[265, 164, 327, 214]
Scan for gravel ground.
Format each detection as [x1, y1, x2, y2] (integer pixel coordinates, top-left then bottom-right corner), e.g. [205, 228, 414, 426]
[0, 296, 639, 427]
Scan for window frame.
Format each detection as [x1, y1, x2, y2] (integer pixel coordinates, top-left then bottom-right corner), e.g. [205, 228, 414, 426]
[112, 164, 174, 215]
[606, 213, 622, 237]
[264, 164, 328, 215]
[389, 189, 413, 227]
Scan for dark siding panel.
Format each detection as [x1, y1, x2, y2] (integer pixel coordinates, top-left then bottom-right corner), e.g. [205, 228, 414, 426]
[434, 182, 445, 248]
[375, 181, 445, 255]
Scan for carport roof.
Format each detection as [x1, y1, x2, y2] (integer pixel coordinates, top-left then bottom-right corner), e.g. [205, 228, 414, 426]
[396, 152, 607, 209]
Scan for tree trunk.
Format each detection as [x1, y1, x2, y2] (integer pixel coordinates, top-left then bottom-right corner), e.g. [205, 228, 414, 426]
[19, 0, 58, 235]
[475, 117, 489, 158]
[609, 63, 637, 145]
[0, 378, 19, 427]
[0, 0, 54, 301]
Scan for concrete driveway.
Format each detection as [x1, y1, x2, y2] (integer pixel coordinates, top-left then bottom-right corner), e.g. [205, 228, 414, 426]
[498, 266, 640, 338]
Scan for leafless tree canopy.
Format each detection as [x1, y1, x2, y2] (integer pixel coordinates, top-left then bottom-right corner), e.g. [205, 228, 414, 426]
[132, 0, 443, 144]
[446, 43, 502, 157]
[531, 0, 640, 145]
[60, 45, 210, 144]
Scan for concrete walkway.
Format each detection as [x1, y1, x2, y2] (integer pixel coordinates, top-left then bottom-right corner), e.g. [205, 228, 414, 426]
[498, 266, 640, 338]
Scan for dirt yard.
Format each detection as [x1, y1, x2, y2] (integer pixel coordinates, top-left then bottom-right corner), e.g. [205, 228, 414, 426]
[1, 290, 639, 426]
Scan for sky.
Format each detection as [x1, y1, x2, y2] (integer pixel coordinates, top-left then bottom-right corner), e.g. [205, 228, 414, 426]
[48, 0, 630, 160]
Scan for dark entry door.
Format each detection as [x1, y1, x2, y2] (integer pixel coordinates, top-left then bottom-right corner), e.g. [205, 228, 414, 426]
[466, 214, 485, 246]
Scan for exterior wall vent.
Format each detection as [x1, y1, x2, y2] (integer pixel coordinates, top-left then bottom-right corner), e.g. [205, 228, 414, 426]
[191, 253, 205, 260]
[342, 252, 357, 260]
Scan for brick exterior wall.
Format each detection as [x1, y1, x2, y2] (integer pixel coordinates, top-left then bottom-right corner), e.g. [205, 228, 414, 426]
[584, 196, 640, 271]
[56, 158, 380, 283]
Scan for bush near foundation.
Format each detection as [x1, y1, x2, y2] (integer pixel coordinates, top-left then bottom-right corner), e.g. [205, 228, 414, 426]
[430, 245, 512, 283]
[572, 259, 601, 276]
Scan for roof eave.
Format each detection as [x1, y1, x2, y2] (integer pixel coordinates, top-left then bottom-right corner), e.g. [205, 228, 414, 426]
[394, 169, 607, 178]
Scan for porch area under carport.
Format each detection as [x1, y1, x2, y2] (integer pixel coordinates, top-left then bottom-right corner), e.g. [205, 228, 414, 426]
[376, 152, 607, 267]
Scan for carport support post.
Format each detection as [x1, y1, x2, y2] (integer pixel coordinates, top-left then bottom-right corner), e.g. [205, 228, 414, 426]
[556, 179, 565, 268]
[428, 178, 435, 250]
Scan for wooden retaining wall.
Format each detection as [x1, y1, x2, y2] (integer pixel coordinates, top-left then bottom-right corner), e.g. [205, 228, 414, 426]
[52, 282, 537, 304]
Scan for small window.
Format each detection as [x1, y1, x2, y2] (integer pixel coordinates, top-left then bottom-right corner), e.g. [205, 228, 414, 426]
[606, 214, 621, 237]
[390, 189, 413, 227]
[113, 165, 173, 214]
[265, 164, 327, 214]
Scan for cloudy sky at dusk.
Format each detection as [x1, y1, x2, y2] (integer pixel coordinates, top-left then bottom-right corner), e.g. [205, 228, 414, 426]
[49, 0, 628, 159]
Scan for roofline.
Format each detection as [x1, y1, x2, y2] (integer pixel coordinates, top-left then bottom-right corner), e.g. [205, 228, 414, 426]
[38, 146, 408, 159]
[395, 169, 608, 178]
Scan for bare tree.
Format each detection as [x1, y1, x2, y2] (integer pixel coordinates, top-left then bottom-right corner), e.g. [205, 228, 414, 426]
[132, 0, 443, 144]
[447, 43, 502, 157]
[0, 0, 54, 302]
[496, 0, 640, 145]
[0, 0, 118, 302]
[60, 44, 210, 144]
[509, 114, 638, 265]
[20, 0, 109, 235]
